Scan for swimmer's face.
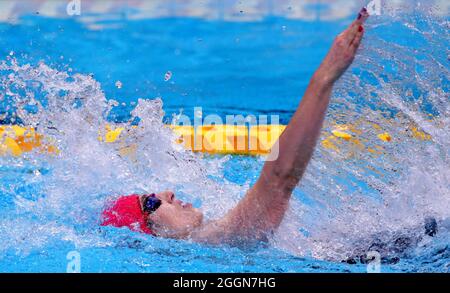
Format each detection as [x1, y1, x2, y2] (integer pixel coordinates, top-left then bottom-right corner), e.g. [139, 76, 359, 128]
[143, 191, 203, 239]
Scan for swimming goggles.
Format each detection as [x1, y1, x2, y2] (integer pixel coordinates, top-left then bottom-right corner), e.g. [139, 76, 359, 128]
[142, 193, 162, 214]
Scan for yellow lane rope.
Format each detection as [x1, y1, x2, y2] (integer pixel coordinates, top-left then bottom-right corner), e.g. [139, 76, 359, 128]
[0, 123, 430, 157]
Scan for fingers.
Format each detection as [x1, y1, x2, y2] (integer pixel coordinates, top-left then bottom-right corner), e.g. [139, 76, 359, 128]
[342, 21, 360, 44]
[357, 7, 370, 23]
[350, 26, 364, 51]
[342, 8, 369, 45]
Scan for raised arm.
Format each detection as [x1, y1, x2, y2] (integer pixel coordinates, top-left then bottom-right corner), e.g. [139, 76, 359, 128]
[194, 9, 369, 245]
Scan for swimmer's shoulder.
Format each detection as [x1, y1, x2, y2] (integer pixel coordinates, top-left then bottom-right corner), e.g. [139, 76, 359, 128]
[190, 218, 270, 247]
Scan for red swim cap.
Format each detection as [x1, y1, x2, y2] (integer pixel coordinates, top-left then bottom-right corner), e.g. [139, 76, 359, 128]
[101, 194, 153, 235]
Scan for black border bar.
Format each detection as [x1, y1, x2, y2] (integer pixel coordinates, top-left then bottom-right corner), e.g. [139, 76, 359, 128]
[1, 273, 448, 290]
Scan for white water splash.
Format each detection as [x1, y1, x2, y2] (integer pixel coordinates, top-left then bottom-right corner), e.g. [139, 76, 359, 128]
[0, 57, 242, 256]
[273, 2, 449, 261]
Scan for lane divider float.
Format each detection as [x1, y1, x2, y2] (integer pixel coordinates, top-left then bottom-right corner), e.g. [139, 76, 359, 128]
[0, 123, 431, 157]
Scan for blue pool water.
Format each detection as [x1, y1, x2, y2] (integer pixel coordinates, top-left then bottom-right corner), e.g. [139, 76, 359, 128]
[0, 1, 449, 272]
[1, 16, 344, 124]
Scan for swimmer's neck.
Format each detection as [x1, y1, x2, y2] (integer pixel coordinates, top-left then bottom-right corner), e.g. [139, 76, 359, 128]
[155, 218, 225, 244]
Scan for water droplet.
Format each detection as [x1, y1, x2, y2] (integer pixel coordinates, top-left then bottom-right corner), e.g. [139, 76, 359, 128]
[108, 99, 119, 107]
[164, 71, 172, 82]
[115, 80, 122, 89]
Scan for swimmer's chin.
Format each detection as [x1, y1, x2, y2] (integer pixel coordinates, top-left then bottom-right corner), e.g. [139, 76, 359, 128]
[155, 208, 204, 240]
[192, 207, 204, 228]
[184, 210, 205, 240]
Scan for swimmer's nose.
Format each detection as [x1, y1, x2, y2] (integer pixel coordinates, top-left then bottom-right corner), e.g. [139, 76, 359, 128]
[158, 191, 175, 203]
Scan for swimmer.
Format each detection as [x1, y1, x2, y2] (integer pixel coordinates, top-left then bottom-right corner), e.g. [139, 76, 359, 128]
[101, 8, 370, 245]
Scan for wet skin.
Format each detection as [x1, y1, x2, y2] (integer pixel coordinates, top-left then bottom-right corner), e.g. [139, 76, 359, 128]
[144, 8, 370, 244]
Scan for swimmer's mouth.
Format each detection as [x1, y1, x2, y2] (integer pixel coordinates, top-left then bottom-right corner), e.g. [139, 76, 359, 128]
[181, 202, 193, 209]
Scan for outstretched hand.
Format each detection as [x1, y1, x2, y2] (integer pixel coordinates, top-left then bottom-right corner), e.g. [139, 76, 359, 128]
[317, 7, 369, 84]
